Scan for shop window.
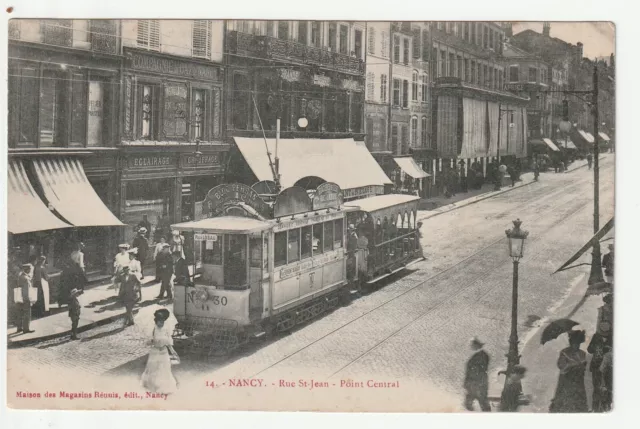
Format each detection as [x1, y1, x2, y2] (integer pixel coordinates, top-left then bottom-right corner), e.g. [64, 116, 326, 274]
[323, 220, 334, 252]
[288, 229, 301, 263]
[140, 84, 158, 139]
[192, 20, 213, 60]
[339, 25, 348, 54]
[192, 89, 206, 140]
[39, 70, 65, 147]
[298, 21, 308, 44]
[274, 231, 287, 267]
[202, 238, 222, 265]
[313, 223, 324, 254]
[301, 226, 313, 260]
[380, 74, 388, 104]
[137, 20, 160, 51]
[124, 179, 173, 245]
[334, 219, 344, 249]
[250, 237, 262, 268]
[278, 21, 289, 40]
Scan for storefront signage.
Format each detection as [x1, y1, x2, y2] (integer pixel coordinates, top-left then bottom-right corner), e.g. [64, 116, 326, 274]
[279, 69, 301, 82]
[194, 233, 218, 241]
[204, 183, 272, 219]
[274, 211, 344, 232]
[342, 79, 362, 92]
[312, 182, 343, 210]
[343, 185, 384, 199]
[128, 155, 174, 169]
[276, 248, 344, 281]
[313, 75, 331, 87]
[180, 153, 223, 168]
[274, 186, 313, 218]
[129, 51, 220, 81]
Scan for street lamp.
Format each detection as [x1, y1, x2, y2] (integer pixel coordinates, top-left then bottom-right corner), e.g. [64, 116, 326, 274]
[501, 219, 529, 407]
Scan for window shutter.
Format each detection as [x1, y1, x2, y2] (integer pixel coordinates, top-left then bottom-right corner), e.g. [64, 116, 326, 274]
[367, 72, 375, 101]
[192, 20, 212, 59]
[138, 20, 160, 51]
[149, 20, 160, 50]
[137, 20, 149, 47]
[422, 30, 429, 62]
[412, 28, 421, 59]
[368, 27, 376, 55]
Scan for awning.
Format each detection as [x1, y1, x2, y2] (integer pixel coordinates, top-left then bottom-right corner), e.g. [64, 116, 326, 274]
[344, 194, 420, 213]
[393, 157, 431, 179]
[233, 137, 392, 190]
[578, 130, 595, 143]
[32, 157, 124, 227]
[555, 218, 614, 273]
[172, 216, 272, 234]
[598, 132, 611, 142]
[7, 160, 71, 234]
[542, 138, 560, 152]
[557, 139, 577, 150]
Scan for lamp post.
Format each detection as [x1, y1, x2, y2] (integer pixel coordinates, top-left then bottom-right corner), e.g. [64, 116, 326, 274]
[501, 218, 529, 408]
[588, 64, 604, 285]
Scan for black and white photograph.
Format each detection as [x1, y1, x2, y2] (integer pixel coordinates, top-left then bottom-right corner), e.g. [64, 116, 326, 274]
[2, 8, 623, 417]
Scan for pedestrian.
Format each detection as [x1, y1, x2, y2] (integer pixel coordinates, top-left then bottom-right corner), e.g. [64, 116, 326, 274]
[17, 263, 36, 334]
[32, 255, 50, 319]
[534, 159, 540, 181]
[118, 266, 140, 327]
[131, 228, 149, 280]
[113, 244, 131, 297]
[463, 337, 491, 412]
[128, 249, 143, 282]
[172, 250, 192, 289]
[68, 288, 83, 340]
[171, 230, 185, 259]
[156, 244, 174, 300]
[587, 152, 593, 170]
[602, 243, 614, 284]
[499, 365, 527, 412]
[57, 259, 78, 307]
[141, 309, 178, 395]
[70, 242, 86, 277]
[549, 330, 588, 413]
[153, 237, 167, 282]
[509, 165, 517, 187]
[587, 323, 613, 412]
[137, 215, 152, 239]
[599, 346, 613, 411]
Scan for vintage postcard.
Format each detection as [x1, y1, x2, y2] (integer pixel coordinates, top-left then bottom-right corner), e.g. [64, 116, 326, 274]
[4, 18, 615, 413]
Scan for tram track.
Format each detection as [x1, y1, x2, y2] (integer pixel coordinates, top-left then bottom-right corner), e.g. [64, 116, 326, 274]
[248, 162, 614, 379]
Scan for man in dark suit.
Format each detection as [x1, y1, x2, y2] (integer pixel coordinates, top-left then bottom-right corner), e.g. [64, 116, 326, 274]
[18, 264, 36, 334]
[172, 250, 192, 290]
[131, 228, 149, 279]
[464, 337, 491, 411]
[156, 244, 173, 300]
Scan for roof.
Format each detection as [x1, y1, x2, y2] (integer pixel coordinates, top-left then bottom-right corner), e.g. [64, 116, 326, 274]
[171, 216, 272, 234]
[233, 137, 393, 190]
[502, 43, 540, 60]
[344, 194, 420, 213]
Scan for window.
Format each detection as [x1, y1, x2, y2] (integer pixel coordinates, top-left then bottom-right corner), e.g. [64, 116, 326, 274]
[232, 73, 250, 129]
[421, 74, 428, 103]
[449, 53, 455, 77]
[440, 50, 446, 77]
[68, 73, 87, 146]
[202, 238, 222, 265]
[401, 124, 409, 153]
[334, 219, 343, 248]
[355, 29, 363, 58]
[274, 231, 287, 267]
[380, 74, 388, 103]
[381, 31, 389, 58]
[412, 28, 421, 59]
[471, 23, 476, 44]
[529, 67, 538, 82]
[368, 27, 376, 54]
[403, 38, 410, 65]
[339, 25, 348, 54]
[437, 22, 444, 31]
[192, 20, 212, 59]
[471, 61, 476, 84]
[311, 21, 320, 47]
[464, 58, 470, 82]
[278, 21, 289, 40]
[483, 25, 488, 48]
[313, 223, 324, 254]
[324, 221, 334, 252]
[509, 66, 519, 82]
[411, 116, 418, 145]
[39, 70, 65, 146]
[140, 84, 156, 139]
[250, 237, 263, 268]
[422, 30, 430, 61]
[391, 124, 399, 154]
[456, 55, 463, 78]
[393, 35, 400, 64]
[137, 20, 160, 51]
[191, 89, 206, 140]
[9, 68, 38, 146]
[499, 69, 504, 89]
[488, 67, 494, 89]
[266, 21, 275, 37]
[301, 226, 313, 259]
[42, 19, 72, 47]
[393, 78, 401, 106]
[298, 21, 308, 44]
[163, 84, 188, 139]
[402, 80, 409, 108]
[483, 64, 488, 87]
[329, 23, 337, 52]
[367, 72, 375, 101]
[288, 229, 301, 263]
[421, 116, 428, 146]
[412, 71, 419, 101]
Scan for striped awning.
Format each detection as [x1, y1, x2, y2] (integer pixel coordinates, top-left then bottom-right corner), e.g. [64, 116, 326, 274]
[557, 139, 577, 150]
[32, 157, 124, 227]
[7, 160, 71, 234]
[542, 138, 560, 152]
[599, 132, 611, 142]
[578, 130, 595, 143]
[393, 157, 431, 179]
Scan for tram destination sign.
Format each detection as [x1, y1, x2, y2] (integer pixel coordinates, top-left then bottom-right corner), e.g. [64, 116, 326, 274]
[312, 182, 343, 210]
[204, 183, 272, 219]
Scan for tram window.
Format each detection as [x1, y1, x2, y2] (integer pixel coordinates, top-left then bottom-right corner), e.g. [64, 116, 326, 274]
[274, 231, 287, 267]
[312, 223, 323, 254]
[301, 226, 312, 260]
[288, 229, 301, 263]
[334, 219, 343, 248]
[324, 221, 334, 252]
[249, 237, 262, 268]
[201, 238, 222, 265]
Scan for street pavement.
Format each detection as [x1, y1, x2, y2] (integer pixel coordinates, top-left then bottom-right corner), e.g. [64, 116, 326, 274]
[6, 155, 614, 412]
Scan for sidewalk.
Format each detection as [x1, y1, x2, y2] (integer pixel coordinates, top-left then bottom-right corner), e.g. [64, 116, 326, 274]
[7, 274, 168, 348]
[418, 155, 607, 222]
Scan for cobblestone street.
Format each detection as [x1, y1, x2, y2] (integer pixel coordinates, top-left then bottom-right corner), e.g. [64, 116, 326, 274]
[7, 157, 615, 411]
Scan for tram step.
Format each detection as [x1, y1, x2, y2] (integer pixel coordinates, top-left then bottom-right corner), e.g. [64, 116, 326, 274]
[252, 331, 266, 339]
[405, 257, 426, 268]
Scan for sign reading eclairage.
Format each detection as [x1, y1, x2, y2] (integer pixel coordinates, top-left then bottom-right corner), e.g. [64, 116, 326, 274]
[194, 233, 218, 241]
[312, 182, 343, 210]
[203, 183, 272, 219]
[129, 156, 174, 169]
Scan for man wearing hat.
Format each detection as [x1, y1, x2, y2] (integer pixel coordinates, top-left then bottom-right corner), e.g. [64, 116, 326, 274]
[464, 337, 491, 411]
[602, 243, 614, 284]
[113, 244, 130, 296]
[153, 236, 168, 282]
[500, 365, 527, 412]
[17, 263, 36, 334]
[172, 250, 192, 290]
[131, 228, 150, 280]
[118, 265, 140, 326]
[68, 288, 83, 340]
[156, 244, 174, 300]
[137, 215, 151, 239]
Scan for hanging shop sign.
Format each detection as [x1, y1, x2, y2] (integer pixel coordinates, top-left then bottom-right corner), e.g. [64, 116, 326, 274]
[313, 75, 331, 87]
[342, 79, 362, 92]
[312, 182, 343, 210]
[128, 50, 221, 81]
[279, 69, 301, 82]
[203, 183, 272, 219]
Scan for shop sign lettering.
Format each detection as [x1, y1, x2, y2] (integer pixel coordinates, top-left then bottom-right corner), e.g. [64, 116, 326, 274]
[129, 156, 173, 168]
[274, 211, 344, 231]
[343, 186, 383, 199]
[194, 233, 218, 241]
[180, 153, 222, 168]
[130, 51, 220, 81]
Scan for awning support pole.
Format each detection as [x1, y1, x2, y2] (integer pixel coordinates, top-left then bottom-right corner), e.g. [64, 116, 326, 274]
[589, 62, 604, 285]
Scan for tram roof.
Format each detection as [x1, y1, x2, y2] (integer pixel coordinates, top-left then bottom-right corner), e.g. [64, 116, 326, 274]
[171, 216, 272, 234]
[343, 194, 421, 213]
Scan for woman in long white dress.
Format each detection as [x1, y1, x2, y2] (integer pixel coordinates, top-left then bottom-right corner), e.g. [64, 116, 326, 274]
[141, 309, 178, 394]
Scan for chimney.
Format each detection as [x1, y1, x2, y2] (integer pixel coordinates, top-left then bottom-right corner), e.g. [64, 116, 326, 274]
[542, 22, 551, 37]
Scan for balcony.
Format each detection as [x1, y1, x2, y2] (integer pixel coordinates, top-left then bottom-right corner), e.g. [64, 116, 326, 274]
[228, 31, 364, 75]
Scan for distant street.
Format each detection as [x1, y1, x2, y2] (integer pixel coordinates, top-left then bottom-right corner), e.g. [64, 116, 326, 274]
[7, 157, 614, 411]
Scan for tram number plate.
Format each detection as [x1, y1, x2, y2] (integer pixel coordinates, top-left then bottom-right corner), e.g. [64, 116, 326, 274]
[211, 296, 228, 306]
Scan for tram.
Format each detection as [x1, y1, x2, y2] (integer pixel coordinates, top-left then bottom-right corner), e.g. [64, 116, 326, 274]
[170, 182, 423, 356]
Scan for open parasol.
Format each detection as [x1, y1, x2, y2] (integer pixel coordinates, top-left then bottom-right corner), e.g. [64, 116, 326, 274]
[541, 319, 580, 345]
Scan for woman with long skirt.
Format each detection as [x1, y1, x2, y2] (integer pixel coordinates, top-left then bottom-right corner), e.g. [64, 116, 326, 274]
[549, 330, 589, 412]
[141, 309, 178, 394]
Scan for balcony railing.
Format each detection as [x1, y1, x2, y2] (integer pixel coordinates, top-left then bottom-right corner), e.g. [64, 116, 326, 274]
[228, 31, 364, 75]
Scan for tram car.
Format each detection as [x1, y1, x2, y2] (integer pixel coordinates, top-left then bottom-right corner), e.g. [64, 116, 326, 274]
[170, 182, 424, 356]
